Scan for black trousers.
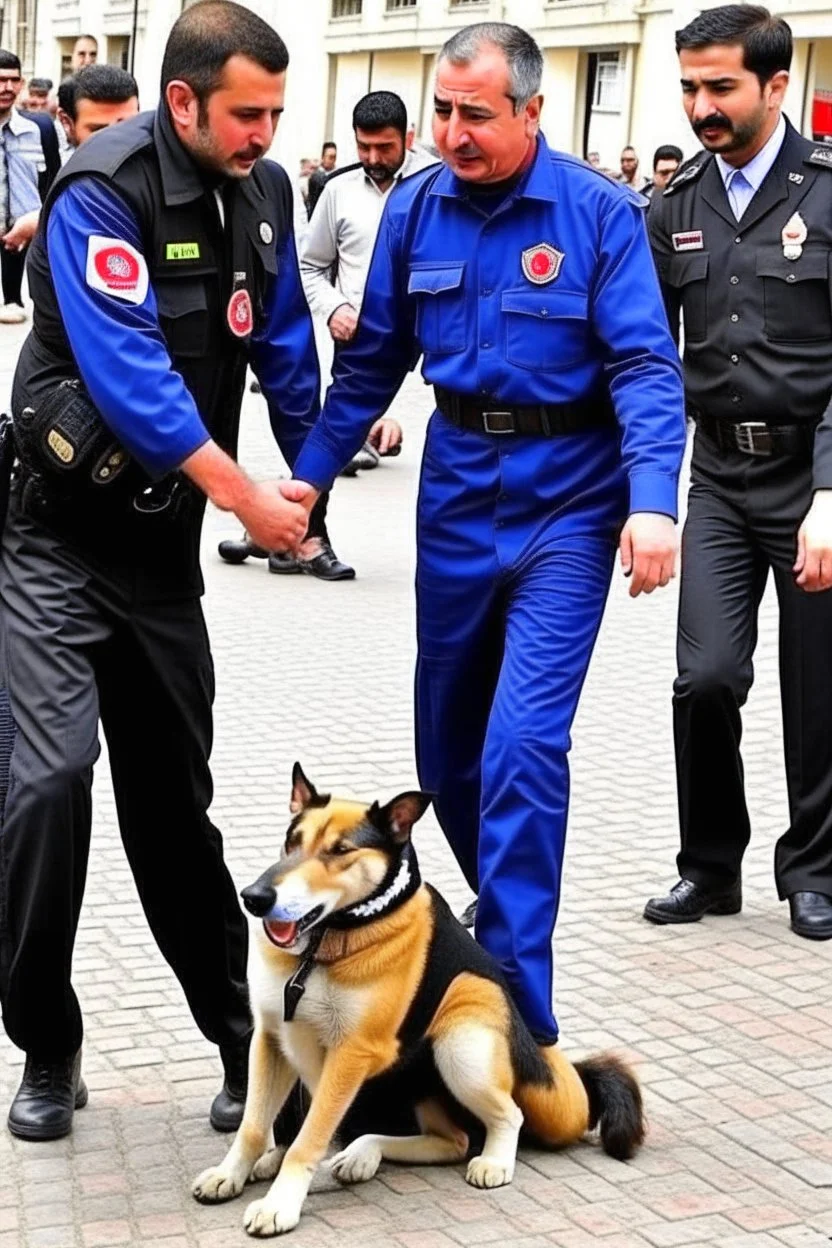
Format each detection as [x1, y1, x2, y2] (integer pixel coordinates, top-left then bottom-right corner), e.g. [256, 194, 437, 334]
[675, 427, 832, 898]
[1, 247, 26, 306]
[0, 499, 250, 1059]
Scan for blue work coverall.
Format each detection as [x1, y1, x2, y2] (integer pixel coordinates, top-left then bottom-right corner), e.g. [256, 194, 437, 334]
[294, 136, 686, 1043]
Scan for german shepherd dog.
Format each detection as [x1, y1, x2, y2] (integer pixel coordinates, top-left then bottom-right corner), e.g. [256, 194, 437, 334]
[193, 765, 644, 1237]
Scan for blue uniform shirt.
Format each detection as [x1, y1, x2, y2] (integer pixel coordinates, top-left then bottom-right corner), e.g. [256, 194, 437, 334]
[294, 136, 685, 519]
[47, 176, 320, 480]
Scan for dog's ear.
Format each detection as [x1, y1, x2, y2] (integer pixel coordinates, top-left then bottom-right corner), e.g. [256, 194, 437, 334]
[290, 761, 318, 813]
[373, 791, 432, 845]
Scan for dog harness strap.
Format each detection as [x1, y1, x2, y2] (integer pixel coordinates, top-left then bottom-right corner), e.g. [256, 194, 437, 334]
[283, 925, 325, 1022]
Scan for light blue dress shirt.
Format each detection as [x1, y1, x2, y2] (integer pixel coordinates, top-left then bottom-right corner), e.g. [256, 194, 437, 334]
[715, 114, 786, 220]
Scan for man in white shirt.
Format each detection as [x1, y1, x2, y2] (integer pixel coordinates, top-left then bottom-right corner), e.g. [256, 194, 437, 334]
[301, 90, 437, 472]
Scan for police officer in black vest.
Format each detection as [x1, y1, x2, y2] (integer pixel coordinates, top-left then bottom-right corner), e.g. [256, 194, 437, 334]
[645, 5, 832, 940]
[0, 0, 319, 1140]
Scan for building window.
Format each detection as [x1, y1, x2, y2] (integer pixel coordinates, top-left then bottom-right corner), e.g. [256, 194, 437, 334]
[593, 51, 622, 111]
[386, 0, 417, 9]
[331, 0, 361, 14]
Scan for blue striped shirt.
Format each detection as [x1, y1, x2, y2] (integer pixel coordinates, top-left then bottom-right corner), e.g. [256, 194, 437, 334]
[0, 108, 43, 226]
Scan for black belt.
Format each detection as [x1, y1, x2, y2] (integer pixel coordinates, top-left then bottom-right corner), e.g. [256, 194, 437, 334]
[694, 410, 818, 457]
[434, 386, 615, 437]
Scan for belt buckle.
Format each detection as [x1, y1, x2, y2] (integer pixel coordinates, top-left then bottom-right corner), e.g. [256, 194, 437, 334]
[482, 410, 515, 435]
[734, 422, 772, 456]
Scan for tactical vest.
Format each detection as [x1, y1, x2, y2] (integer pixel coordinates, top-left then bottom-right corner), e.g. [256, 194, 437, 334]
[13, 108, 292, 599]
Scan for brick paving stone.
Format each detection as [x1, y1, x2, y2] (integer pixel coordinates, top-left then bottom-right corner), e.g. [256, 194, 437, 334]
[1, 328, 831, 1248]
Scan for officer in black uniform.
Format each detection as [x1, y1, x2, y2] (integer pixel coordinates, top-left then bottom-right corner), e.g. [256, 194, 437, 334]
[0, 0, 318, 1140]
[645, 4, 832, 939]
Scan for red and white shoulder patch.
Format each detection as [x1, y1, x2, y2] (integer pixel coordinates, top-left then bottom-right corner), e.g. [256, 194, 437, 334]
[85, 235, 149, 305]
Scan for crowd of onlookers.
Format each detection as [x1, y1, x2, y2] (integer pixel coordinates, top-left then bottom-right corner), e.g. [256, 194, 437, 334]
[0, 34, 138, 323]
[586, 142, 684, 197]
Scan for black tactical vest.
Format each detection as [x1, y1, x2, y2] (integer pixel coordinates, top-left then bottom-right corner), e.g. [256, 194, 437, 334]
[13, 107, 293, 599]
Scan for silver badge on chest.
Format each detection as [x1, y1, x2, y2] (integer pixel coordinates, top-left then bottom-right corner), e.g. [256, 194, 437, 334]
[781, 211, 807, 261]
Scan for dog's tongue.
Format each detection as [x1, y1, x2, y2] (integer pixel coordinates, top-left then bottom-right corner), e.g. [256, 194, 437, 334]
[264, 918, 298, 947]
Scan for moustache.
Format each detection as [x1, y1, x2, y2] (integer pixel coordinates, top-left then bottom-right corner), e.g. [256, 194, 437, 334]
[692, 113, 732, 136]
[235, 147, 263, 163]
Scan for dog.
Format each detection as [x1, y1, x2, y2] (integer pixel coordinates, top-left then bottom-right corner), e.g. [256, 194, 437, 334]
[192, 764, 644, 1237]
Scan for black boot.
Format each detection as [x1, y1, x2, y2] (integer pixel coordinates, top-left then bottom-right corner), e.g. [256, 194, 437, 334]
[458, 899, 477, 929]
[217, 534, 268, 565]
[8, 1051, 87, 1141]
[210, 1032, 251, 1132]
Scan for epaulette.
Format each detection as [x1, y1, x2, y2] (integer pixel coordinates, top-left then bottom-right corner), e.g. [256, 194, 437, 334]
[663, 154, 710, 196]
[805, 145, 832, 170]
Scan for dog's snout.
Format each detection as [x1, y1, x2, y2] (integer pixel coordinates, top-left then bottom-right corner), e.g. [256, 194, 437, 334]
[241, 881, 277, 917]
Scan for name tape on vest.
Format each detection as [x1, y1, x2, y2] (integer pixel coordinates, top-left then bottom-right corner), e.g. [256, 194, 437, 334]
[86, 236, 149, 306]
[672, 230, 704, 252]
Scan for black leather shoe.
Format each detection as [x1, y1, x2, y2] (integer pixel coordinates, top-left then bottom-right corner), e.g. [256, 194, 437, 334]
[298, 542, 355, 582]
[458, 899, 477, 929]
[268, 551, 302, 575]
[643, 878, 741, 925]
[8, 1051, 87, 1141]
[218, 535, 268, 564]
[789, 891, 832, 940]
[210, 1033, 250, 1133]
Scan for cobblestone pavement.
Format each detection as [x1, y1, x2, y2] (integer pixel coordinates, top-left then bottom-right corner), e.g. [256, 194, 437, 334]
[1, 317, 831, 1248]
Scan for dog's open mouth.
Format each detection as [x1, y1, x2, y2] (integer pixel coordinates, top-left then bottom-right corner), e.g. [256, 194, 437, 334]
[263, 905, 325, 949]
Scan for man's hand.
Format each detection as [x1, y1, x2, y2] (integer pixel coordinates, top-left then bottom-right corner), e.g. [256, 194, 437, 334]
[328, 303, 358, 343]
[367, 417, 402, 455]
[2, 211, 39, 251]
[235, 481, 309, 553]
[619, 512, 677, 597]
[279, 478, 319, 513]
[794, 490, 832, 592]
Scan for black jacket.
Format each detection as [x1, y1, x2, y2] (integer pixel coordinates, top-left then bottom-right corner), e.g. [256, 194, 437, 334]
[649, 119, 832, 489]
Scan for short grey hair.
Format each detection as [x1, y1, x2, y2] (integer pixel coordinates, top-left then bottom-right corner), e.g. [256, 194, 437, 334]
[438, 22, 543, 114]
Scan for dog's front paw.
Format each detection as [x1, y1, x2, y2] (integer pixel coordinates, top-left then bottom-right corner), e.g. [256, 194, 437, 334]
[330, 1136, 382, 1185]
[244, 1194, 301, 1237]
[251, 1147, 286, 1183]
[192, 1164, 248, 1204]
[466, 1155, 514, 1189]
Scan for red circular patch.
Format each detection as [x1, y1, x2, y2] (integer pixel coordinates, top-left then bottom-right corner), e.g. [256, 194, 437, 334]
[94, 246, 139, 290]
[530, 250, 553, 278]
[227, 289, 253, 338]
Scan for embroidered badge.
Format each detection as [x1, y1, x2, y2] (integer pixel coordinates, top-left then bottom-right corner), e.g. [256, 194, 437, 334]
[788, 172, 804, 185]
[521, 243, 564, 285]
[809, 147, 832, 166]
[259, 221, 274, 245]
[672, 230, 704, 252]
[664, 163, 704, 195]
[166, 242, 200, 261]
[781, 211, 807, 261]
[227, 288, 253, 337]
[85, 236, 148, 305]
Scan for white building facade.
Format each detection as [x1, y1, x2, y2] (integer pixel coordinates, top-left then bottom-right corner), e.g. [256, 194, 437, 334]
[7, 0, 832, 184]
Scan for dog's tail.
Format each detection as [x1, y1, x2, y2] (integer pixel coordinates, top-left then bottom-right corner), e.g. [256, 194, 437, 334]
[573, 1053, 645, 1160]
[515, 1047, 644, 1160]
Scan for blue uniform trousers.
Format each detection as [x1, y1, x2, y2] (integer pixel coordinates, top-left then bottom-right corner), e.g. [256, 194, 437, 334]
[414, 414, 624, 1044]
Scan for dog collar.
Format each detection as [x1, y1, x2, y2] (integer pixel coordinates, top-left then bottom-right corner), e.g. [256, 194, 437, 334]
[283, 843, 421, 1022]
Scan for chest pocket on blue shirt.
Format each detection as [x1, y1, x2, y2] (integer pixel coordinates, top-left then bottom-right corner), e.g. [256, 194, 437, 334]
[408, 263, 466, 354]
[501, 288, 589, 370]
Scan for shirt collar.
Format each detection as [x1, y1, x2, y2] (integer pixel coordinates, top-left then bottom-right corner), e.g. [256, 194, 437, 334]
[428, 133, 557, 202]
[716, 113, 786, 192]
[4, 108, 34, 136]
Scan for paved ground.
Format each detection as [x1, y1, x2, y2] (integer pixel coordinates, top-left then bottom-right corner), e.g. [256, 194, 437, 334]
[1, 317, 831, 1248]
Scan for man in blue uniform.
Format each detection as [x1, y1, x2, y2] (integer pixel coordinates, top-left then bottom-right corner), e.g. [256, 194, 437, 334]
[286, 21, 686, 1049]
[0, 1, 316, 1140]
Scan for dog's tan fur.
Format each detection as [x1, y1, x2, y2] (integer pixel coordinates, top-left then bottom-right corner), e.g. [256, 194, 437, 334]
[192, 770, 641, 1237]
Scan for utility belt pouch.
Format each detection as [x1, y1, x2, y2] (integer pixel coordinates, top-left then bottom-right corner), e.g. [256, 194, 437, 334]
[15, 379, 133, 496]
